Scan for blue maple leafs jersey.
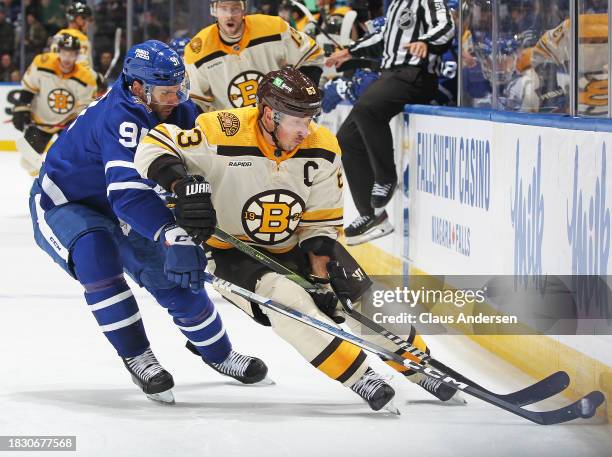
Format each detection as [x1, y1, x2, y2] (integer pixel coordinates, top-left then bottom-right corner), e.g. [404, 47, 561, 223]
[435, 39, 458, 106]
[38, 78, 199, 240]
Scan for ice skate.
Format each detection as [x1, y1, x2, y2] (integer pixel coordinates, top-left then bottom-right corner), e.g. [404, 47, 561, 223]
[416, 374, 467, 405]
[351, 368, 399, 414]
[122, 348, 175, 404]
[186, 341, 273, 385]
[370, 180, 397, 208]
[344, 211, 394, 246]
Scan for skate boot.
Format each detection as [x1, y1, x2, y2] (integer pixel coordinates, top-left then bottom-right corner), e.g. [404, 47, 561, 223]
[416, 374, 467, 404]
[370, 180, 397, 208]
[344, 211, 394, 246]
[351, 368, 398, 414]
[186, 341, 270, 385]
[122, 348, 175, 404]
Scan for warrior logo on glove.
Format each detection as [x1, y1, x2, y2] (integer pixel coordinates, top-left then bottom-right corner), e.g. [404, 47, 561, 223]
[185, 181, 211, 196]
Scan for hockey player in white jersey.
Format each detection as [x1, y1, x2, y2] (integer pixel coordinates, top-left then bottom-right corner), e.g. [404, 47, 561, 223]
[50, 2, 94, 68]
[136, 67, 461, 411]
[184, 0, 324, 112]
[28, 40, 268, 403]
[13, 33, 97, 176]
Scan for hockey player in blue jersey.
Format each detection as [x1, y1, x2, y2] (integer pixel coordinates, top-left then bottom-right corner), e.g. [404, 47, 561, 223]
[28, 40, 268, 403]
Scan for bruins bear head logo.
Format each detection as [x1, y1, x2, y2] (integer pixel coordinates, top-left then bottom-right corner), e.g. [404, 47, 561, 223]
[217, 112, 240, 136]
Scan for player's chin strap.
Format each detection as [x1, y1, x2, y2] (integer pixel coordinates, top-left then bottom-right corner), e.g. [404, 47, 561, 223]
[258, 108, 285, 152]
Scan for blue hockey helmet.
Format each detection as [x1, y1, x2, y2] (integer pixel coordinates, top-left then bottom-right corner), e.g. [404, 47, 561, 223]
[168, 37, 190, 56]
[446, 0, 458, 11]
[123, 40, 189, 105]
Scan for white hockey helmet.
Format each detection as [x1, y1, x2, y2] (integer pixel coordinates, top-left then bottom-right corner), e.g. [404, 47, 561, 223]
[210, 0, 247, 16]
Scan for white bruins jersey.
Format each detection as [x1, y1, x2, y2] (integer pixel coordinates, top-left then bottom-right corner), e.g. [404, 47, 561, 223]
[51, 29, 93, 68]
[135, 107, 343, 253]
[184, 15, 324, 112]
[520, 14, 608, 115]
[22, 53, 97, 133]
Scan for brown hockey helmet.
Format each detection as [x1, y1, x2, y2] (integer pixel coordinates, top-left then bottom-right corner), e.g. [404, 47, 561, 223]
[257, 66, 322, 118]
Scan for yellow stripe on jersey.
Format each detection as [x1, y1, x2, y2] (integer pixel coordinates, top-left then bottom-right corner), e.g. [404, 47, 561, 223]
[70, 65, 97, 87]
[185, 14, 288, 65]
[206, 235, 297, 253]
[301, 208, 343, 222]
[22, 79, 39, 93]
[299, 124, 341, 155]
[312, 338, 367, 382]
[195, 107, 341, 164]
[153, 124, 173, 141]
[142, 135, 179, 156]
[31, 52, 96, 85]
[33, 53, 59, 72]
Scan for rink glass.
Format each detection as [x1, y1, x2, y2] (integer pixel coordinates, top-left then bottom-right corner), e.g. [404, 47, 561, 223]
[461, 0, 572, 115]
[460, 0, 493, 109]
[578, 0, 609, 117]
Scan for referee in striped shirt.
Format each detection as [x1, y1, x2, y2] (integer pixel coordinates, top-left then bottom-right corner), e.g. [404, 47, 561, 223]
[326, 0, 455, 246]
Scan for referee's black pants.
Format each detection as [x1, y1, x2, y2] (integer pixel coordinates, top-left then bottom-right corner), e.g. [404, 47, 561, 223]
[337, 66, 437, 216]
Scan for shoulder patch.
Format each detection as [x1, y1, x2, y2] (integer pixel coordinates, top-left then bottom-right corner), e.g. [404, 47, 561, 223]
[217, 112, 240, 136]
[190, 37, 202, 54]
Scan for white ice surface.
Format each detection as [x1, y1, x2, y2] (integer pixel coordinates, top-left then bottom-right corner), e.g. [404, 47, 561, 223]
[1, 153, 611, 457]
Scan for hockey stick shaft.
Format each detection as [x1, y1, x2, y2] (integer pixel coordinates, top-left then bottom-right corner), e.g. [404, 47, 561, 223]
[212, 227, 429, 357]
[104, 28, 123, 80]
[211, 227, 570, 405]
[205, 272, 604, 424]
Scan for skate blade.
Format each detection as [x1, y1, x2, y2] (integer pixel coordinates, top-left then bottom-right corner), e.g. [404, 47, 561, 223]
[246, 375, 276, 386]
[345, 222, 394, 246]
[259, 375, 276, 386]
[382, 400, 401, 415]
[146, 390, 175, 404]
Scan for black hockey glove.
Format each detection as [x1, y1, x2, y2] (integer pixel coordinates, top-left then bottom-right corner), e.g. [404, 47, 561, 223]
[327, 260, 352, 304]
[167, 175, 216, 245]
[307, 281, 345, 324]
[12, 105, 31, 132]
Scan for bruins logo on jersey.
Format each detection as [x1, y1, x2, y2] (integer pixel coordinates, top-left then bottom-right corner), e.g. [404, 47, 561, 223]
[217, 112, 240, 136]
[228, 71, 264, 108]
[47, 88, 75, 114]
[190, 37, 202, 54]
[242, 190, 305, 245]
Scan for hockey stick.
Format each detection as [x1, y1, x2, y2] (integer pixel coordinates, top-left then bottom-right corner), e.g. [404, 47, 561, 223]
[211, 227, 571, 406]
[205, 272, 605, 424]
[104, 28, 123, 80]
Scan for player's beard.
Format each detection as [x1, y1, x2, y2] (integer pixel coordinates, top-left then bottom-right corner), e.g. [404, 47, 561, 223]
[151, 103, 176, 121]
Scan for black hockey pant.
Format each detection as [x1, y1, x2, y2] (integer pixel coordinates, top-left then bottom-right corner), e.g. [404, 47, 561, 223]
[337, 66, 437, 216]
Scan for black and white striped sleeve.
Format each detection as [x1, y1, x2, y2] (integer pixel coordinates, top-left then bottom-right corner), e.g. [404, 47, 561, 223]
[348, 27, 386, 59]
[418, 0, 455, 54]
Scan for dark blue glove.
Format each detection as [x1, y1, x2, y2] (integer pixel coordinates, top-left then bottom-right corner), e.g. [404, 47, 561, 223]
[161, 224, 207, 293]
[322, 78, 350, 113]
[347, 69, 380, 102]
